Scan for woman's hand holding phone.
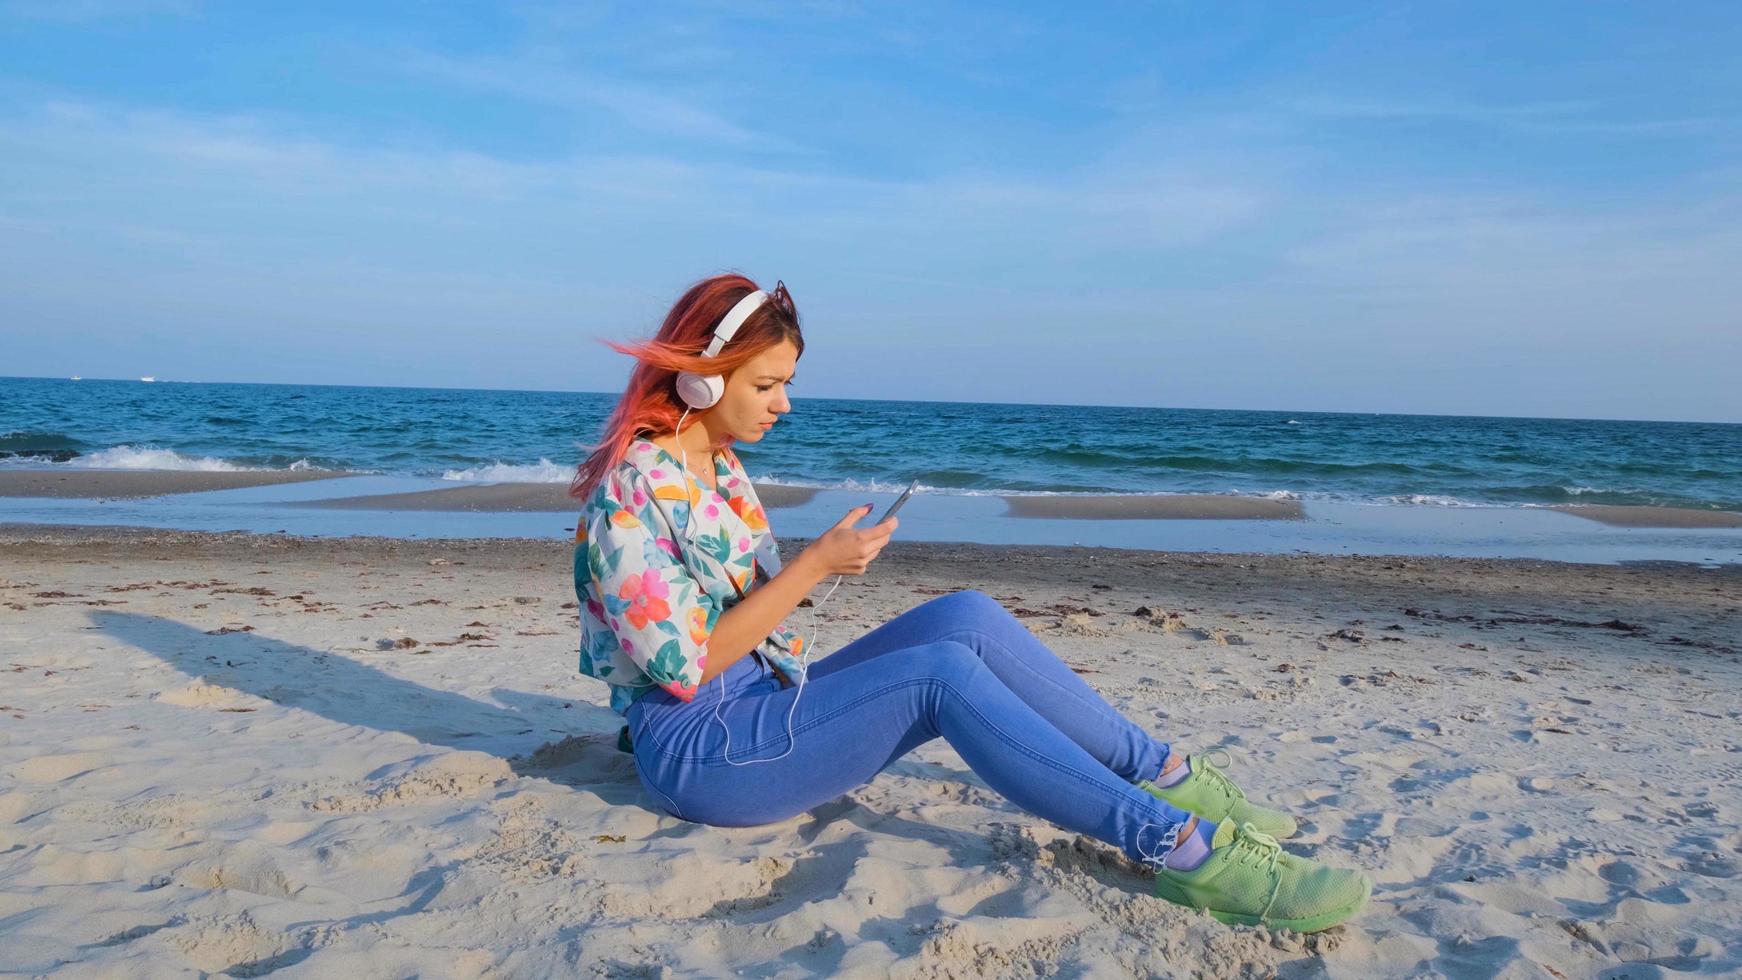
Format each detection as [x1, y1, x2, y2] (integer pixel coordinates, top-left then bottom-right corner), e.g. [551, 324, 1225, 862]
[802, 502, 899, 577]
[797, 481, 916, 578]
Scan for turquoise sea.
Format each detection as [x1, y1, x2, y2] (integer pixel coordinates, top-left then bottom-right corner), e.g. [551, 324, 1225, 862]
[4, 377, 1739, 565]
[4, 377, 1738, 511]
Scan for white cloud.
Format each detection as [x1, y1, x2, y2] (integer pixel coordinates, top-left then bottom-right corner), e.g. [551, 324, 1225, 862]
[4, 84, 1740, 419]
[1, 95, 1269, 256]
[1288, 94, 1728, 136]
[398, 50, 779, 148]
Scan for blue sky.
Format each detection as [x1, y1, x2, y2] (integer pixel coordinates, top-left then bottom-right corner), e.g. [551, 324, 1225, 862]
[2, 2, 1738, 421]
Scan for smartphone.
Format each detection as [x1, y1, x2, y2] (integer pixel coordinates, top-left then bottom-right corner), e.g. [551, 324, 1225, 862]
[878, 480, 920, 524]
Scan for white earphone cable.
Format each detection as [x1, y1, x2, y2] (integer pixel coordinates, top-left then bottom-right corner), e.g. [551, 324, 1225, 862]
[716, 571, 840, 766]
[673, 404, 841, 765]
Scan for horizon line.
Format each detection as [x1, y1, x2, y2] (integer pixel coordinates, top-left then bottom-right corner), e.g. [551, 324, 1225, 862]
[3, 374, 1737, 428]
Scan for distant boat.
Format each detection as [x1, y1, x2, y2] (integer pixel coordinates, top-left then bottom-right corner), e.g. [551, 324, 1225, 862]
[70, 375, 82, 381]
[140, 376, 156, 383]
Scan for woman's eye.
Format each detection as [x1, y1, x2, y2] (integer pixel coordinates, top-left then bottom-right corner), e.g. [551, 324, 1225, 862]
[756, 384, 772, 392]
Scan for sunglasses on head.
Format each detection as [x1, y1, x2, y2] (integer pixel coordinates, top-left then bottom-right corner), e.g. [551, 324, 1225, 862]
[769, 279, 795, 318]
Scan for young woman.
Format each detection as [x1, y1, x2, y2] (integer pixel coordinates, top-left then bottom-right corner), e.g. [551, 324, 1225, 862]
[570, 273, 1371, 933]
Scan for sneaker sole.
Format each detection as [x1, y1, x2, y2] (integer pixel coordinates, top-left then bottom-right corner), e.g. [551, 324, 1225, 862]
[1153, 875, 1371, 934]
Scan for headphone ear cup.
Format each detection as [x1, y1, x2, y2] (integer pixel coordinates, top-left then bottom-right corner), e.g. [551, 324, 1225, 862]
[675, 371, 723, 410]
[698, 374, 724, 408]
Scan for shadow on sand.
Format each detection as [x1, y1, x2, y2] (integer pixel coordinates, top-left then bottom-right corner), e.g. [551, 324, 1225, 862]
[88, 609, 625, 782]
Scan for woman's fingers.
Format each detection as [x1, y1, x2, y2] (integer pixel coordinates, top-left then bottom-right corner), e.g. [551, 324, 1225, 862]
[829, 518, 895, 574]
[833, 504, 874, 529]
[857, 524, 897, 545]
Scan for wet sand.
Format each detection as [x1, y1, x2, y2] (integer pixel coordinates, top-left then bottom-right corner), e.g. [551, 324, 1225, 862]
[298, 486, 1298, 520]
[0, 470, 351, 499]
[9, 473, 1738, 536]
[294, 481, 818, 511]
[1550, 504, 1742, 529]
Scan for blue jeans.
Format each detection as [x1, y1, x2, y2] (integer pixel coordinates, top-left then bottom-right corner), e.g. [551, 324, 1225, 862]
[624, 590, 1194, 865]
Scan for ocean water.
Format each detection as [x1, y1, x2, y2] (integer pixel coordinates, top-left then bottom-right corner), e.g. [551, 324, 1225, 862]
[2, 376, 1739, 512]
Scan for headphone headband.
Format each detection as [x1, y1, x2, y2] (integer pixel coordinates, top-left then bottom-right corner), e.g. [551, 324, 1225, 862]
[702, 289, 769, 358]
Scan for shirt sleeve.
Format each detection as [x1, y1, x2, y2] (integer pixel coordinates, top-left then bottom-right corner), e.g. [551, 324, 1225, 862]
[582, 469, 711, 702]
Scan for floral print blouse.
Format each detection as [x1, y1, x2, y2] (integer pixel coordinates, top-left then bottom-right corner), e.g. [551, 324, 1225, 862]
[574, 437, 807, 714]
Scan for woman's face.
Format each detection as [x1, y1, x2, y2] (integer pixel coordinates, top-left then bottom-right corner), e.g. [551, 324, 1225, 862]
[710, 339, 798, 444]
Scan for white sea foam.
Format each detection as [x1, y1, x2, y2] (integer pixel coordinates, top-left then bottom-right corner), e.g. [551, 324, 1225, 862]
[756, 479, 1328, 502]
[757, 476, 954, 494]
[440, 459, 572, 483]
[59, 446, 331, 473]
[78, 445, 259, 472]
[1378, 493, 1486, 507]
[688, 474, 1552, 510]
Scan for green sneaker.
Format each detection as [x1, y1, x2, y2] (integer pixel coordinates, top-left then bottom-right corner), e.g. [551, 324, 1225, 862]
[1153, 821, 1371, 933]
[1139, 753, 1299, 839]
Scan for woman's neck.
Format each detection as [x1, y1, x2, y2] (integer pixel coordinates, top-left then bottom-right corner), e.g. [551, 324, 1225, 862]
[656, 418, 727, 477]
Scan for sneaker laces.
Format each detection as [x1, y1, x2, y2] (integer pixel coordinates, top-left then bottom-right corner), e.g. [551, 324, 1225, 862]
[1193, 749, 1246, 807]
[1135, 821, 1183, 872]
[1228, 821, 1285, 919]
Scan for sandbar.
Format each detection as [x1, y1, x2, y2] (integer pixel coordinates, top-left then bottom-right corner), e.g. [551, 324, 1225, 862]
[295, 481, 818, 512]
[0, 469, 352, 499]
[1549, 504, 1742, 528]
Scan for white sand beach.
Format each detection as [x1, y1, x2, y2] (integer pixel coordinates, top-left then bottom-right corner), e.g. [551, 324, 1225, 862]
[2, 526, 1738, 977]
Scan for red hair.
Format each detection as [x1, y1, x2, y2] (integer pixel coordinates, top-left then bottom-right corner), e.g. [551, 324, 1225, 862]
[570, 273, 804, 502]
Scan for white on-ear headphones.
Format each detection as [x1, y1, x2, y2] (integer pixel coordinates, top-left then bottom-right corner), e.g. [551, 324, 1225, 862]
[674, 288, 769, 410]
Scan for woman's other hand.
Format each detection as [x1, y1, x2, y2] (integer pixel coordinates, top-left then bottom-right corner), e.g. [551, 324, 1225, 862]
[802, 504, 898, 576]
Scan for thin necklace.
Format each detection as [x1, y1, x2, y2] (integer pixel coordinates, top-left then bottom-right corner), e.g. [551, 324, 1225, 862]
[668, 434, 717, 491]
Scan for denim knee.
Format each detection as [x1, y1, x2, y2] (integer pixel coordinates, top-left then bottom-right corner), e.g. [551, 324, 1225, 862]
[892, 640, 986, 713]
[900, 638, 980, 677]
[926, 589, 1005, 621]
